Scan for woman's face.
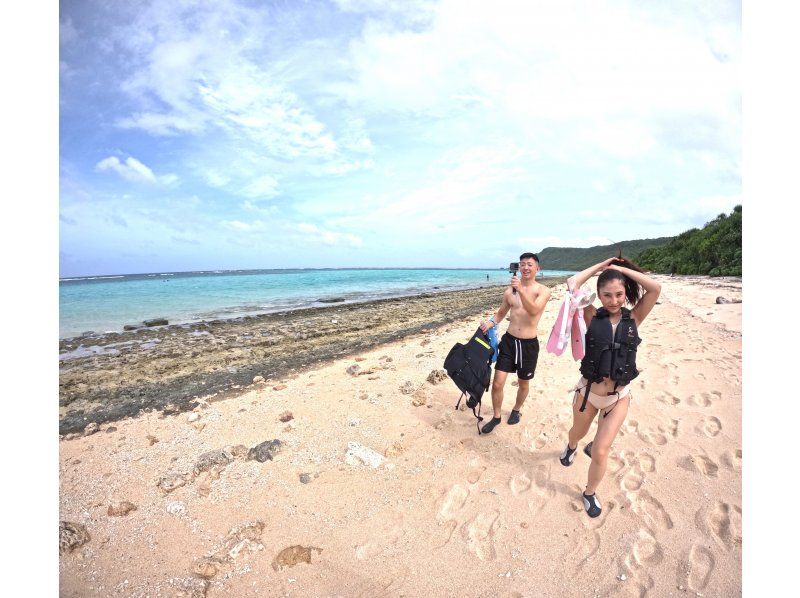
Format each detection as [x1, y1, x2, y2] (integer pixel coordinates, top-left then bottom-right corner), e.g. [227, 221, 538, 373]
[598, 278, 626, 315]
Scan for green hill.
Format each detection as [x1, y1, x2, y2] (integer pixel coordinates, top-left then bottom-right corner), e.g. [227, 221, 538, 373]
[635, 206, 741, 276]
[538, 237, 674, 271]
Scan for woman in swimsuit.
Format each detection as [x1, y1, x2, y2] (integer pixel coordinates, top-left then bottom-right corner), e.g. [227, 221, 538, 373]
[559, 256, 661, 518]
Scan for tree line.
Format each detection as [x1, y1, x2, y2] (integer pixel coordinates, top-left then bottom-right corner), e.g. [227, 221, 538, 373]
[635, 206, 742, 276]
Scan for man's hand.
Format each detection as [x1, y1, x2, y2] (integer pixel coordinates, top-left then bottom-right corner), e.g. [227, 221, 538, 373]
[510, 276, 521, 291]
[479, 320, 494, 333]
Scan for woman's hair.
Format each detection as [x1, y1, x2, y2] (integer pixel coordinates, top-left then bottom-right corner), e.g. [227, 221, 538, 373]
[597, 253, 645, 306]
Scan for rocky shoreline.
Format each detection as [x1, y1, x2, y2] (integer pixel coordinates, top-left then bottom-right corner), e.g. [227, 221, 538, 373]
[59, 280, 566, 434]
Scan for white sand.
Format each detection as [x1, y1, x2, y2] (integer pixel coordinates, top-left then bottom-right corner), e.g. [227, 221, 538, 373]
[59, 274, 741, 597]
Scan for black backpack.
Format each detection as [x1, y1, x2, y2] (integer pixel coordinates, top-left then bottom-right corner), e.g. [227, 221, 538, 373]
[443, 327, 494, 433]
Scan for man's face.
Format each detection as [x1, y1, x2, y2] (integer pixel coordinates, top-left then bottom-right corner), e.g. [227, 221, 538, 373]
[519, 258, 539, 279]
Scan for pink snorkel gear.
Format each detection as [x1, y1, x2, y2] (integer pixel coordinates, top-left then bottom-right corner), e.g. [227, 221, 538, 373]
[546, 285, 596, 361]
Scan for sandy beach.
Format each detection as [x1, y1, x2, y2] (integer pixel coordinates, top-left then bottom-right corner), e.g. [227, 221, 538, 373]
[59, 275, 741, 597]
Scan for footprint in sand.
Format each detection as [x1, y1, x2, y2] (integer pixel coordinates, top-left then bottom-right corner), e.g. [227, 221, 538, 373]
[623, 419, 639, 433]
[563, 527, 601, 572]
[638, 428, 668, 446]
[706, 501, 742, 548]
[621, 470, 645, 492]
[663, 419, 679, 437]
[656, 391, 681, 406]
[528, 464, 557, 517]
[467, 459, 487, 484]
[604, 570, 654, 598]
[684, 544, 716, 591]
[688, 392, 713, 407]
[461, 510, 499, 561]
[632, 528, 664, 567]
[636, 453, 656, 473]
[695, 455, 719, 478]
[609, 456, 627, 477]
[434, 520, 458, 549]
[697, 416, 722, 438]
[631, 490, 674, 531]
[721, 448, 742, 470]
[355, 523, 404, 560]
[437, 484, 469, 522]
[510, 471, 532, 495]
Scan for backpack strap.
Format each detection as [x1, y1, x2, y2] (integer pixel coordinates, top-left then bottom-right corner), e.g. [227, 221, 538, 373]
[454, 391, 485, 434]
[579, 380, 591, 412]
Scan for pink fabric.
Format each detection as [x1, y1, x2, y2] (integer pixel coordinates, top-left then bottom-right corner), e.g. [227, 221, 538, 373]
[546, 286, 594, 361]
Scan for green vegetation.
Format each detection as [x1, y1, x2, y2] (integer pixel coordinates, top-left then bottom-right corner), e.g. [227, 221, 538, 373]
[538, 237, 674, 271]
[635, 206, 741, 276]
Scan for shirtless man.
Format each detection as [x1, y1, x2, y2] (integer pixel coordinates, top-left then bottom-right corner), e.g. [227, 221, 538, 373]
[478, 253, 551, 433]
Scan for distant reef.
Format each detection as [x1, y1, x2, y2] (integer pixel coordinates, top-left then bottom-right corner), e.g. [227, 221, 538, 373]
[537, 237, 674, 271]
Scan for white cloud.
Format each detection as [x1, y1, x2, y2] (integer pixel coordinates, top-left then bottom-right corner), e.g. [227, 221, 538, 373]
[60, 16, 78, 45]
[222, 219, 265, 232]
[95, 156, 158, 184]
[295, 223, 363, 247]
[240, 175, 279, 199]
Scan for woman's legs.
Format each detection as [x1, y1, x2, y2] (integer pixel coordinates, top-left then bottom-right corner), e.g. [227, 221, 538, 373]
[567, 391, 598, 449]
[585, 397, 630, 495]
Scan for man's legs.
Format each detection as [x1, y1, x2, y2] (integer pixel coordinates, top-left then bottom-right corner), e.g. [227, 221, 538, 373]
[513, 378, 529, 411]
[482, 369, 509, 434]
[490, 369, 509, 418]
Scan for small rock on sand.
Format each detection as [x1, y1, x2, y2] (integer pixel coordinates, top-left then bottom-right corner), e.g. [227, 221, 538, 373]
[400, 381, 416, 395]
[83, 422, 99, 436]
[299, 473, 311, 484]
[147, 435, 159, 446]
[345, 442, 386, 468]
[346, 364, 361, 376]
[253, 375, 265, 384]
[166, 501, 186, 515]
[194, 445, 248, 475]
[273, 384, 287, 391]
[248, 439, 283, 462]
[278, 411, 294, 422]
[170, 576, 209, 598]
[192, 558, 220, 579]
[412, 394, 427, 407]
[107, 501, 137, 516]
[158, 472, 189, 494]
[272, 545, 323, 571]
[716, 296, 742, 304]
[187, 413, 200, 423]
[144, 318, 168, 327]
[426, 369, 448, 385]
[354, 357, 366, 362]
[384, 441, 404, 457]
[59, 521, 90, 553]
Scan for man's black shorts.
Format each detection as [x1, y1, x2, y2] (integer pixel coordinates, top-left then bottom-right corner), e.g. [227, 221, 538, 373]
[495, 332, 539, 380]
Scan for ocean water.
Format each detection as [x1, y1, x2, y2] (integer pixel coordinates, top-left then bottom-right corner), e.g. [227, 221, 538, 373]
[59, 268, 573, 339]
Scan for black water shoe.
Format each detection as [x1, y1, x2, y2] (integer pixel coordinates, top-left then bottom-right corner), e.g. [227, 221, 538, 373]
[481, 417, 502, 434]
[560, 443, 577, 466]
[582, 492, 602, 518]
[508, 410, 521, 425]
[583, 441, 593, 458]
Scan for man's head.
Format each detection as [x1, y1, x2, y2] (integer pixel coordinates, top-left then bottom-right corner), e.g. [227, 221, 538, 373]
[518, 252, 540, 279]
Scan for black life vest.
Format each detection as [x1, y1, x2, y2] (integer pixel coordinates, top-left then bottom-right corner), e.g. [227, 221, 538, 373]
[578, 307, 641, 412]
[443, 327, 493, 433]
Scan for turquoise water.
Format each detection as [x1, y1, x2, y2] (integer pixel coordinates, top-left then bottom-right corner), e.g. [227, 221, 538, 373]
[59, 268, 573, 338]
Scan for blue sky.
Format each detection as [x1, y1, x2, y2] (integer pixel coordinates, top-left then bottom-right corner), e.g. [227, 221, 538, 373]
[59, 0, 741, 277]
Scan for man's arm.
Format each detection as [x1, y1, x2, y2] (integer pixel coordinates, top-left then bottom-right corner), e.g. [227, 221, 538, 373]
[479, 291, 511, 333]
